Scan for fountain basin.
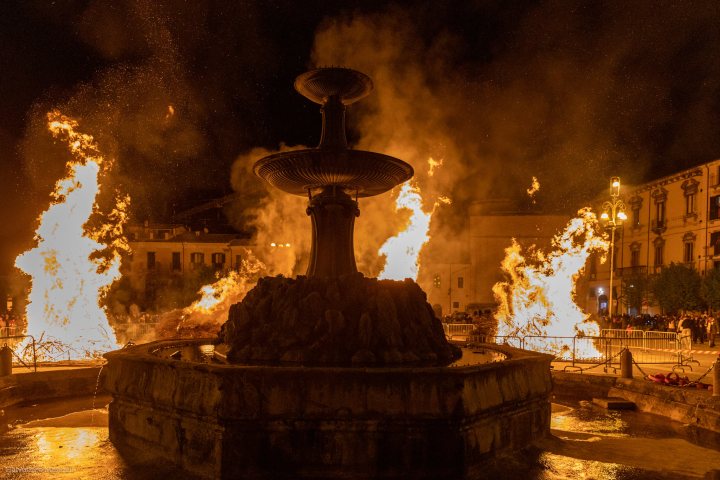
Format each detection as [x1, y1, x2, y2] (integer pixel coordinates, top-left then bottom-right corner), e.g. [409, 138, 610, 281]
[104, 339, 553, 479]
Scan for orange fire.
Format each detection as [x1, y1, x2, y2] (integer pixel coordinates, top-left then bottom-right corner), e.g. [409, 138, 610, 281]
[378, 182, 431, 280]
[14, 111, 129, 358]
[185, 251, 264, 316]
[527, 176, 540, 201]
[378, 156, 450, 281]
[492, 207, 608, 358]
[159, 250, 266, 337]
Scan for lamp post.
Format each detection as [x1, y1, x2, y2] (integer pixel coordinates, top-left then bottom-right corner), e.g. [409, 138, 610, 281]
[600, 176, 627, 317]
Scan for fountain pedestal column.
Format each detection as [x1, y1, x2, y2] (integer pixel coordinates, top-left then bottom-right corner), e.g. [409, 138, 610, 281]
[306, 187, 360, 277]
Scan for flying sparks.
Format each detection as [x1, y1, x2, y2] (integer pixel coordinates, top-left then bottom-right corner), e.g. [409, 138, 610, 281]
[527, 176, 540, 201]
[427, 157, 443, 177]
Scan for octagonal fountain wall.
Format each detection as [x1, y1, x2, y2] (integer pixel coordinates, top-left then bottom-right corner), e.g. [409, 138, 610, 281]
[104, 339, 553, 479]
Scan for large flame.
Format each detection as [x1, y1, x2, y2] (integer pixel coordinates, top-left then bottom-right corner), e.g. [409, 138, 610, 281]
[377, 157, 449, 281]
[492, 208, 608, 358]
[14, 111, 128, 358]
[378, 181, 433, 281]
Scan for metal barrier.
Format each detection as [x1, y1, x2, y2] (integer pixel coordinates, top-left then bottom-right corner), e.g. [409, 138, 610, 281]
[466, 329, 704, 372]
[488, 335, 523, 349]
[521, 335, 605, 371]
[600, 329, 681, 365]
[442, 323, 475, 339]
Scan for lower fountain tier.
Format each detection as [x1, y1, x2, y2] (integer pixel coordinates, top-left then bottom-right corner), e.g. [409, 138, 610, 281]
[253, 148, 413, 197]
[220, 274, 460, 366]
[104, 339, 554, 479]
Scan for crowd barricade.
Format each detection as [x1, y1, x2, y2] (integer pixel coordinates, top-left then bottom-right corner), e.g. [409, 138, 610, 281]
[488, 335, 523, 349]
[521, 335, 605, 371]
[600, 329, 680, 366]
[464, 329, 697, 371]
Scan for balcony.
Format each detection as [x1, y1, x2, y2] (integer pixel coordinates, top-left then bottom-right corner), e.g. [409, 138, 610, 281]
[651, 218, 666, 234]
[617, 266, 648, 277]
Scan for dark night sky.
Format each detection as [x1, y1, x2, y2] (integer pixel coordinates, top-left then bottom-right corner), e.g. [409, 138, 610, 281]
[2, 0, 720, 273]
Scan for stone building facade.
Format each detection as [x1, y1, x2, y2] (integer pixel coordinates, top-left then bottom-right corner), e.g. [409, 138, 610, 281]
[583, 159, 720, 316]
[123, 223, 254, 306]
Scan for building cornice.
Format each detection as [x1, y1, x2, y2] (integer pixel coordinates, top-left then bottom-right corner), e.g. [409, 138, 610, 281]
[629, 168, 703, 194]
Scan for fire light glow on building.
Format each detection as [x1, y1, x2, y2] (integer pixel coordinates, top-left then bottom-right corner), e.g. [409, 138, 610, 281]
[492, 207, 609, 357]
[14, 111, 129, 358]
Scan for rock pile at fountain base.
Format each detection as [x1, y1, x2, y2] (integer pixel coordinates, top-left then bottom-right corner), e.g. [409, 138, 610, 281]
[220, 273, 460, 366]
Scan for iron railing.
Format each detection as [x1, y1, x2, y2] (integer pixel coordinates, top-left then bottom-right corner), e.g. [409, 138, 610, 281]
[449, 325, 702, 372]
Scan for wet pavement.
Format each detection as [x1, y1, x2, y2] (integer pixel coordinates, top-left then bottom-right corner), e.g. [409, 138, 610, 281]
[0, 395, 197, 480]
[0, 395, 719, 479]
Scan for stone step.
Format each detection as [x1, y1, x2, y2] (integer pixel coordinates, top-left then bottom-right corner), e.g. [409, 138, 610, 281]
[592, 397, 636, 410]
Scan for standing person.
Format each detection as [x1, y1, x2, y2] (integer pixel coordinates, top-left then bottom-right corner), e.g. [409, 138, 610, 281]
[707, 314, 718, 348]
[699, 315, 708, 344]
[690, 315, 699, 344]
[678, 315, 693, 351]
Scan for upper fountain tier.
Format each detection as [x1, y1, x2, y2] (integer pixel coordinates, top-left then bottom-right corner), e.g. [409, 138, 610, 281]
[253, 67, 413, 198]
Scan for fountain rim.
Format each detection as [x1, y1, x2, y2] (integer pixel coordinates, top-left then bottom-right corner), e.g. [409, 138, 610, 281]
[104, 338, 554, 375]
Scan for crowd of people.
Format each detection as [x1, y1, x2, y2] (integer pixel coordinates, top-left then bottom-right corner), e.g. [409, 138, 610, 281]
[601, 313, 718, 347]
[443, 309, 719, 348]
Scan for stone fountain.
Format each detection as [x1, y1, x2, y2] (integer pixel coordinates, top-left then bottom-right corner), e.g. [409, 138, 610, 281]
[103, 68, 553, 479]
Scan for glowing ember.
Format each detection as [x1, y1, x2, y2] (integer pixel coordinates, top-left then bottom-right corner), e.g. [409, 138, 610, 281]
[14, 110, 129, 358]
[527, 176, 540, 199]
[378, 182, 432, 280]
[427, 157, 443, 177]
[492, 208, 608, 358]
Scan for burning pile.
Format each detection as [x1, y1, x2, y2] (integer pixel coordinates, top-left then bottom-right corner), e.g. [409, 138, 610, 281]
[492, 208, 608, 358]
[14, 111, 129, 359]
[152, 251, 264, 339]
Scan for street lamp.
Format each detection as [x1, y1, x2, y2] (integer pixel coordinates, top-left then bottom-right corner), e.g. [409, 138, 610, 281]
[600, 176, 627, 318]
